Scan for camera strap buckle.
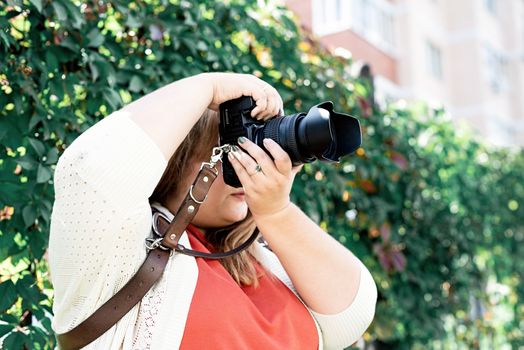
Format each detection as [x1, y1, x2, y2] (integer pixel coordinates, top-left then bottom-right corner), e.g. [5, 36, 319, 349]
[210, 144, 232, 165]
[145, 237, 171, 252]
[200, 144, 232, 175]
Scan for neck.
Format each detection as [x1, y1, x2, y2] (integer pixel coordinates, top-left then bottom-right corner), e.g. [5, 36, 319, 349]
[196, 226, 208, 234]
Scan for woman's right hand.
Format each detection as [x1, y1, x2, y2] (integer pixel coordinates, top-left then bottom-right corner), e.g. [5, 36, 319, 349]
[205, 72, 283, 121]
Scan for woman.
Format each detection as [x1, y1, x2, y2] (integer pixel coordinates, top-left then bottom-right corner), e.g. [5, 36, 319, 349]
[49, 72, 377, 349]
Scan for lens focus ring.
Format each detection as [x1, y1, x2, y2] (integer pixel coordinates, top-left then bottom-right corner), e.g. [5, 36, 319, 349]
[263, 116, 301, 163]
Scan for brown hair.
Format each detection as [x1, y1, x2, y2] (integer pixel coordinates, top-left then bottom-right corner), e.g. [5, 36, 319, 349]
[150, 109, 265, 287]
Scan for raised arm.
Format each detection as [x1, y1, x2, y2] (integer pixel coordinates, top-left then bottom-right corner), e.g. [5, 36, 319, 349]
[53, 72, 282, 216]
[126, 72, 283, 160]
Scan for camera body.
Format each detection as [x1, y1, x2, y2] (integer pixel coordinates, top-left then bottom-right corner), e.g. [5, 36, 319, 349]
[219, 97, 262, 188]
[219, 96, 362, 188]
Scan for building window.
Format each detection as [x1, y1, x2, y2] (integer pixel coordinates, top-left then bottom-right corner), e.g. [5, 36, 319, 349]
[335, 0, 342, 21]
[352, 0, 371, 31]
[483, 46, 508, 93]
[378, 9, 394, 47]
[426, 41, 443, 79]
[351, 0, 395, 51]
[319, 0, 345, 25]
[313, 0, 396, 54]
[484, 0, 497, 15]
[313, 0, 350, 35]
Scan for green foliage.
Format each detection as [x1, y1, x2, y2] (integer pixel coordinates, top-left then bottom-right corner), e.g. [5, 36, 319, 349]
[0, 0, 522, 349]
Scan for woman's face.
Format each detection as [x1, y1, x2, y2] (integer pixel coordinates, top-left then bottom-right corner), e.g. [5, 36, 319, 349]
[166, 160, 248, 230]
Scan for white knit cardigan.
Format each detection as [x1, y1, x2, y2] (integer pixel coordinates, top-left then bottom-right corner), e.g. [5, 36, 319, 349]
[48, 111, 377, 350]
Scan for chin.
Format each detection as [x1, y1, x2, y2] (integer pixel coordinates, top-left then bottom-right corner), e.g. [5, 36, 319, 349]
[227, 208, 248, 224]
[229, 211, 248, 224]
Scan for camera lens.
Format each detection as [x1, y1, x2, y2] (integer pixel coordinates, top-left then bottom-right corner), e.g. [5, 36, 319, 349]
[254, 102, 361, 166]
[259, 115, 307, 165]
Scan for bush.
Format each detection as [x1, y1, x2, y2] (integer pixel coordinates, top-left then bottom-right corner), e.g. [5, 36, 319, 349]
[0, 0, 522, 348]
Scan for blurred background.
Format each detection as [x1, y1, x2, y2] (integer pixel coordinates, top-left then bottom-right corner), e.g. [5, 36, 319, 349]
[286, 0, 524, 148]
[0, 0, 523, 349]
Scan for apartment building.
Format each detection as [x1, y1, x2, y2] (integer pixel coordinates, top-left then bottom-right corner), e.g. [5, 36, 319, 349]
[285, 0, 524, 147]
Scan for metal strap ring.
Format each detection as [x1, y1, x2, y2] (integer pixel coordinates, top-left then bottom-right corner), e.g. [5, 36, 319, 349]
[152, 211, 170, 236]
[145, 237, 170, 251]
[189, 185, 207, 204]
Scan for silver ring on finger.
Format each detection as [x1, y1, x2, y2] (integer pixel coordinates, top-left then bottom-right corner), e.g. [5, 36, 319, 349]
[250, 164, 264, 176]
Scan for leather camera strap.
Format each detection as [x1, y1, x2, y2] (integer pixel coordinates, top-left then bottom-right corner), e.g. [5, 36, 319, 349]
[56, 163, 259, 350]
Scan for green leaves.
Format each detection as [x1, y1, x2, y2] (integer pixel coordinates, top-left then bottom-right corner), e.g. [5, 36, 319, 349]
[0, 0, 522, 349]
[36, 164, 53, 183]
[2, 330, 32, 349]
[86, 28, 105, 48]
[0, 280, 17, 313]
[129, 75, 145, 93]
[22, 204, 38, 228]
[44, 51, 59, 73]
[28, 138, 45, 157]
[29, 0, 43, 13]
[51, 2, 68, 22]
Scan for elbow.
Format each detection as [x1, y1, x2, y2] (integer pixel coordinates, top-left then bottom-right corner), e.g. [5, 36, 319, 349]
[359, 267, 378, 332]
[313, 261, 378, 350]
[341, 263, 378, 347]
[361, 262, 378, 317]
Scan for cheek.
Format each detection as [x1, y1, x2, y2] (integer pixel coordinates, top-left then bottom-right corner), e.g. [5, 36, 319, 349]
[191, 168, 249, 225]
[206, 177, 227, 204]
[202, 182, 248, 222]
[196, 180, 227, 211]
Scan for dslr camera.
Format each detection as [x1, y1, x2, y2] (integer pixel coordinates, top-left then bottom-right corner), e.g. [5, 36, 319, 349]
[219, 96, 361, 187]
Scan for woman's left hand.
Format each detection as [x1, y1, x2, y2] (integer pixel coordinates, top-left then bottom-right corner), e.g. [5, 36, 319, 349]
[227, 137, 303, 218]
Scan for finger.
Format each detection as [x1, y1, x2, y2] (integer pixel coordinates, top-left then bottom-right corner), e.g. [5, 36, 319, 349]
[265, 86, 281, 120]
[278, 98, 284, 116]
[243, 75, 267, 119]
[265, 92, 277, 120]
[291, 164, 304, 175]
[262, 138, 292, 176]
[250, 86, 269, 120]
[260, 85, 278, 119]
[227, 152, 255, 188]
[237, 136, 279, 178]
[270, 88, 282, 118]
[256, 83, 280, 120]
[230, 147, 260, 176]
[272, 87, 283, 117]
[242, 75, 265, 108]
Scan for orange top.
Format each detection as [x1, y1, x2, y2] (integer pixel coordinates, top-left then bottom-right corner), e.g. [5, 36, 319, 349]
[179, 224, 319, 349]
